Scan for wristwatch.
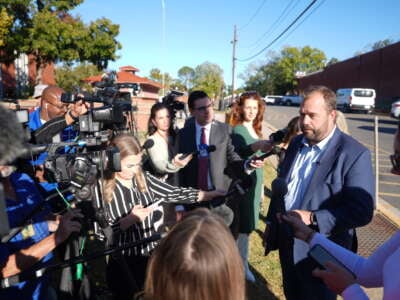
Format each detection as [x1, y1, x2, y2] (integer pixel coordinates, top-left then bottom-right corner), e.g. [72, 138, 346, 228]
[310, 211, 318, 227]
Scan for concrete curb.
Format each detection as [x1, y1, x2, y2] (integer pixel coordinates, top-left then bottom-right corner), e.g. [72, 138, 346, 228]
[263, 120, 400, 227]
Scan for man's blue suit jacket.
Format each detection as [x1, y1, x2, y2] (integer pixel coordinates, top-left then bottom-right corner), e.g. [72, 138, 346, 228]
[267, 128, 374, 250]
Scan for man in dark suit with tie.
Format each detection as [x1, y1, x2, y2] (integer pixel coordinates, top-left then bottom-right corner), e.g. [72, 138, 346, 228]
[177, 90, 266, 226]
[264, 85, 374, 300]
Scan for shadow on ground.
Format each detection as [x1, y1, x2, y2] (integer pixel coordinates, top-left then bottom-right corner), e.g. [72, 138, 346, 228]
[247, 265, 280, 300]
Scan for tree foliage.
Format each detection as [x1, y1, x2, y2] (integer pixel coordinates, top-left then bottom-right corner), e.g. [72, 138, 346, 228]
[0, 8, 13, 47]
[55, 62, 98, 92]
[192, 62, 224, 99]
[148, 68, 174, 94]
[241, 46, 326, 95]
[0, 0, 121, 83]
[177, 66, 194, 91]
[371, 39, 393, 50]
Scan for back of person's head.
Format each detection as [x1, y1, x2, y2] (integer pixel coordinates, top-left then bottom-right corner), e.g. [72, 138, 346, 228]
[144, 208, 245, 300]
[282, 116, 301, 145]
[188, 90, 209, 110]
[230, 91, 265, 137]
[335, 110, 349, 134]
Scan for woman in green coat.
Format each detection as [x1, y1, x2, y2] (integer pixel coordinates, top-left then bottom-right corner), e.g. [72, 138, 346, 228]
[230, 91, 271, 282]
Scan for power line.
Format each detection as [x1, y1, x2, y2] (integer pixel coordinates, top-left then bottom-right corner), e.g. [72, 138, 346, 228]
[238, 0, 268, 31]
[242, 0, 300, 49]
[237, 0, 318, 62]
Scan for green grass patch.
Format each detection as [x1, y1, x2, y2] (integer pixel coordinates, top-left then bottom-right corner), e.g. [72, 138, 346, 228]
[247, 163, 285, 300]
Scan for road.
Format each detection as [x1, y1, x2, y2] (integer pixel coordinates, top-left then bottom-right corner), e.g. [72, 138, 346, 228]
[264, 105, 400, 210]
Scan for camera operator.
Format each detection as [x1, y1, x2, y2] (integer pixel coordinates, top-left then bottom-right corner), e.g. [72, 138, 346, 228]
[27, 86, 88, 192]
[0, 105, 82, 299]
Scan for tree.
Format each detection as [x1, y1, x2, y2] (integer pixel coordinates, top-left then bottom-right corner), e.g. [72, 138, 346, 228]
[0, 0, 121, 83]
[177, 66, 194, 91]
[0, 8, 13, 47]
[241, 46, 326, 95]
[371, 39, 393, 50]
[192, 62, 224, 100]
[326, 57, 339, 66]
[148, 68, 173, 94]
[55, 62, 99, 92]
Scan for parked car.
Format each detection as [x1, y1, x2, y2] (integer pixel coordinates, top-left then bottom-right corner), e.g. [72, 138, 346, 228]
[391, 98, 400, 118]
[336, 88, 375, 113]
[282, 95, 303, 106]
[264, 95, 283, 105]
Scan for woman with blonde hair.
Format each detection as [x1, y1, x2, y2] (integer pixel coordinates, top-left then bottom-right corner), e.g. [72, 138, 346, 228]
[93, 134, 222, 299]
[230, 91, 272, 282]
[143, 208, 245, 300]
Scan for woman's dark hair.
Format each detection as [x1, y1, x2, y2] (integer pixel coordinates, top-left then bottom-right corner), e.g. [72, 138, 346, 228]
[282, 116, 300, 145]
[147, 102, 175, 137]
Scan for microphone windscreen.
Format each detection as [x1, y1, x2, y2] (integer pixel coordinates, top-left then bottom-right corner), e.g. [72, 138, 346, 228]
[207, 145, 216, 152]
[271, 177, 288, 198]
[142, 139, 155, 150]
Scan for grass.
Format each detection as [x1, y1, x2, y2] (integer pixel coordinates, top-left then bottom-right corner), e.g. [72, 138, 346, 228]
[247, 163, 285, 300]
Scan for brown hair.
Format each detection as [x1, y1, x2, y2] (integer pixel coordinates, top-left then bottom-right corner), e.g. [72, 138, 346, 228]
[230, 91, 265, 137]
[303, 85, 336, 112]
[282, 116, 301, 145]
[103, 133, 147, 203]
[144, 208, 245, 300]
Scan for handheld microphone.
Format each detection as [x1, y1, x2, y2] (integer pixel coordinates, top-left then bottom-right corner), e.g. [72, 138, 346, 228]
[253, 145, 282, 161]
[142, 139, 155, 150]
[179, 145, 216, 159]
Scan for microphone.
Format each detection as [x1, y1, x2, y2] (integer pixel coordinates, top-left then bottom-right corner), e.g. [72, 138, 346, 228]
[253, 145, 282, 160]
[179, 145, 216, 159]
[142, 139, 155, 150]
[211, 175, 254, 207]
[270, 177, 292, 236]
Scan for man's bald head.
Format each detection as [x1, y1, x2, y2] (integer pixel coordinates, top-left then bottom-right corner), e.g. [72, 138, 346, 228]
[40, 86, 68, 120]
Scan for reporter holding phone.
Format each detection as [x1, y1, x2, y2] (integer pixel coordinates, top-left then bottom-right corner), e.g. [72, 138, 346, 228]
[229, 91, 272, 282]
[93, 133, 223, 298]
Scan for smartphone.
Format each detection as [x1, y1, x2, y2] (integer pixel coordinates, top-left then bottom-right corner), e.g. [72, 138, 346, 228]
[146, 199, 163, 209]
[308, 244, 356, 278]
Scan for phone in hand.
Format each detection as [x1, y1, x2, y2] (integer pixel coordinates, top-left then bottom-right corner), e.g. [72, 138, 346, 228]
[145, 199, 163, 209]
[308, 244, 356, 278]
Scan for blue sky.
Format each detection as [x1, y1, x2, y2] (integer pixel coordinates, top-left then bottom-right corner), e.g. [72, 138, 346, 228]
[72, 0, 400, 87]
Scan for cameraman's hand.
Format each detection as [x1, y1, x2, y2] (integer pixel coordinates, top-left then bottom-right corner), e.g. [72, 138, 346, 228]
[65, 99, 89, 125]
[198, 189, 226, 202]
[173, 153, 193, 168]
[55, 209, 83, 244]
[131, 205, 153, 223]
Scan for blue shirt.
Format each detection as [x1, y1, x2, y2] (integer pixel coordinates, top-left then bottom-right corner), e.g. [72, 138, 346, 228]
[285, 127, 336, 211]
[0, 173, 53, 300]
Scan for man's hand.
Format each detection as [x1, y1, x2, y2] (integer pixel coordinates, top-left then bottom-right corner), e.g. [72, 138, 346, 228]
[312, 262, 357, 295]
[249, 158, 265, 169]
[288, 209, 312, 225]
[281, 211, 315, 242]
[55, 209, 83, 244]
[70, 99, 89, 117]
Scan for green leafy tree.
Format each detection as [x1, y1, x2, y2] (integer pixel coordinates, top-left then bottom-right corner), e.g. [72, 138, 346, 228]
[148, 68, 173, 94]
[192, 62, 224, 100]
[371, 39, 393, 50]
[326, 57, 339, 66]
[55, 62, 98, 92]
[0, 8, 13, 47]
[0, 0, 121, 83]
[177, 66, 194, 91]
[242, 46, 326, 95]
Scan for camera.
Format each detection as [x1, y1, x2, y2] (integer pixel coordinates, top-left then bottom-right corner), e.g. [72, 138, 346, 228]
[269, 128, 288, 145]
[162, 90, 186, 121]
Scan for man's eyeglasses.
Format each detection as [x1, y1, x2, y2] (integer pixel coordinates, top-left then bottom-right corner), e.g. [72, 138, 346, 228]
[390, 153, 400, 175]
[195, 103, 213, 112]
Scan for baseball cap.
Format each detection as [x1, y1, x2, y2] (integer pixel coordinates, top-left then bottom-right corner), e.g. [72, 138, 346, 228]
[33, 84, 48, 99]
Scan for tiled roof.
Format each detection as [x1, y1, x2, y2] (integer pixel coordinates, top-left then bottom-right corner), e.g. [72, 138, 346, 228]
[119, 65, 140, 72]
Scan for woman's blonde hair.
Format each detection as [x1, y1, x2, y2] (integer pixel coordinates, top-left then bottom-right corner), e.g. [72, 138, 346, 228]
[103, 133, 147, 203]
[335, 110, 349, 134]
[144, 208, 245, 300]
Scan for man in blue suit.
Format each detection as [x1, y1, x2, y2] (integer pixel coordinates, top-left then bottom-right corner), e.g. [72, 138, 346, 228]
[264, 85, 374, 300]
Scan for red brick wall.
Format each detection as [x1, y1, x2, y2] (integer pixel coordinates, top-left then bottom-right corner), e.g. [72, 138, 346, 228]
[298, 41, 400, 108]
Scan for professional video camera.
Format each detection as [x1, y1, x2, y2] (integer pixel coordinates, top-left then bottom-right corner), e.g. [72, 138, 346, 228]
[162, 90, 186, 121]
[61, 71, 139, 137]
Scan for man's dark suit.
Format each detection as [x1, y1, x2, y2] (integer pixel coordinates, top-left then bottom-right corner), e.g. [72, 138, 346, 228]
[265, 128, 374, 300]
[177, 120, 245, 228]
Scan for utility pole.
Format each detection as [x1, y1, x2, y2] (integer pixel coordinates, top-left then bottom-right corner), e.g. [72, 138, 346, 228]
[231, 25, 237, 105]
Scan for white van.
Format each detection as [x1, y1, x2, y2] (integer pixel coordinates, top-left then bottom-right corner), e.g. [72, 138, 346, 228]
[336, 88, 375, 113]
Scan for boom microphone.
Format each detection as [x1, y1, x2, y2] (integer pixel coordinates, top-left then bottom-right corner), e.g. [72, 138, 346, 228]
[142, 139, 155, 150]
[179, 145, 216, 159]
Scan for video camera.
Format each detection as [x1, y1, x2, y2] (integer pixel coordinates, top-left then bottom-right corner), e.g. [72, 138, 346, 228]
[162, 90, 186, 121]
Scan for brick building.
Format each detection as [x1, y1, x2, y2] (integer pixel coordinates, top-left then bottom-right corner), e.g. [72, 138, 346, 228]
[0, 53, 55, 99]
[297, 41, 400, 110]
[84, 66, 162, 132]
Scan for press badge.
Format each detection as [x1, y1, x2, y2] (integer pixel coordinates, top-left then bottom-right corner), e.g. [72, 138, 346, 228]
[199, 144, 209, 158]
[21, 224, 36, 239]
